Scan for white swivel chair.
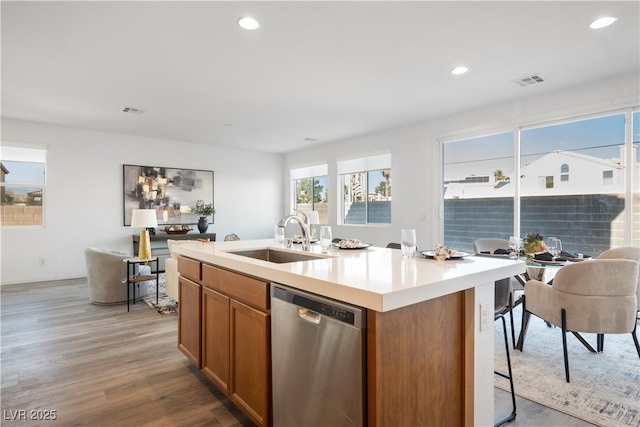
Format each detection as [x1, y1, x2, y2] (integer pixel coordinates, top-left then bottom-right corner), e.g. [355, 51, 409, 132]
[85, 247, 150, 305]
[164, 239, 194, 303]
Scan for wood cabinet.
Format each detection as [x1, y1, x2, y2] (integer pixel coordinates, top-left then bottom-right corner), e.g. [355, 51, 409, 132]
[178, 276, 202, 367]
[178, 252, 479, 427]
[176, 261, 271, 427]
[201, 287, 230, 394]
[229, 299, 270, 427]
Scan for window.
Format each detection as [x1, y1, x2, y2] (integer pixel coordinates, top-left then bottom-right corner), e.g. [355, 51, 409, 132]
[560, 164, 569, 182]
[1, 146, 46, 226]
[442, 132, 515, 251]
[545, 176, 554, 188]
[338, 154, 391, 225]
[442, 112, 634, 256]
[290, 164, 328, 223]
[521, 113, 626, 254]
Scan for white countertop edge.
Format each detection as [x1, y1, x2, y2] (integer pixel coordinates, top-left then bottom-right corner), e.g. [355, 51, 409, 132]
[173, 239, 526, 312]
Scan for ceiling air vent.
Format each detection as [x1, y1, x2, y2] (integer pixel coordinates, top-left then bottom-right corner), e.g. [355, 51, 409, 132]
[121, 106, 144, 115]
[513, 74, 544, 87]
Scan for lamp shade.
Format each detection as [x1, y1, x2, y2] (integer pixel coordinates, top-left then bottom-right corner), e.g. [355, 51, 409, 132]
[307, 211, 320, 225]
[131, 209, 158, 228]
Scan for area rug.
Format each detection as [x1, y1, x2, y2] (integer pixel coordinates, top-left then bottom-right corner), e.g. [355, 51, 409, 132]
[144, 273, 177, 315]
[494, 306, 640, 427]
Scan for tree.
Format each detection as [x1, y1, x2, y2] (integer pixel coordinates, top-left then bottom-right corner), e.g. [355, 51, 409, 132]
[375, 169, 391, 200]
[494, 169, 510, 182]
[296, 178, 325, 203]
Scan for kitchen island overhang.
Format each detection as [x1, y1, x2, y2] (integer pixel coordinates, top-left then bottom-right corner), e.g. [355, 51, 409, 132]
[173, 238, 525, 312]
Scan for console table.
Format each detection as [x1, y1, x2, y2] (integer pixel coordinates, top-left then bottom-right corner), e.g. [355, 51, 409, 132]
[132, 232, 216, 272]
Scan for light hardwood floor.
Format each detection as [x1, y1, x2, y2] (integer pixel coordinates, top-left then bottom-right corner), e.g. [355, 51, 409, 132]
[1, 279, 593, 426]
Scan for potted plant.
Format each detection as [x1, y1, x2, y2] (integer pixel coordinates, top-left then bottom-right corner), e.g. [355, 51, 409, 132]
[523, 233, 548, 255]
[191, 200, 215, 233]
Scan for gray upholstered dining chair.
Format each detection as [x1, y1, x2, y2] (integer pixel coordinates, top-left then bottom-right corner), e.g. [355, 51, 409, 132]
[473, 238, 519, 348]
[224, 233, 240, 241]
[596, 246, 640, 351]
[520, 259, 640, 382]
[494, 276, 517, 426]
[473, 238, 510, 255]
[598, 246, 640, 306]
[386, 242, 401, 249]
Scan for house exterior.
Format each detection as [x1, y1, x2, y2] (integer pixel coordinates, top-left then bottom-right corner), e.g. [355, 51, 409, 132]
[444, 146, 637, 200]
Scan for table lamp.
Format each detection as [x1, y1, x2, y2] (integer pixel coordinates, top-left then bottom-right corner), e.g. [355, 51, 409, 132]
[131, 209, 158, 259]
[307, 211, 320, 239]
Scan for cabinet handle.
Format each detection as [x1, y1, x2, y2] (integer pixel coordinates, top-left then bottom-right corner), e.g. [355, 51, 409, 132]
[297, 307, 321, 324]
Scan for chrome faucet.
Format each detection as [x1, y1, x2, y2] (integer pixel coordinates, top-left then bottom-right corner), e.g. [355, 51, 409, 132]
[278, 211, 311, 251]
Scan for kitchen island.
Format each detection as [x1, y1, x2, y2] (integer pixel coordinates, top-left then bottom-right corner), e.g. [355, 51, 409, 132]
[173, 239, 525, 427]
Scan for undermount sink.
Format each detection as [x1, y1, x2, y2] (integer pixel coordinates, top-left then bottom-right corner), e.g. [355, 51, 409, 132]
[227, 248, 328, 264]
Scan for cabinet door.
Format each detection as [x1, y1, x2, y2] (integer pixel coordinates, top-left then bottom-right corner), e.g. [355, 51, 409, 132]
[202, 287, 230, 394]
[230, 299, 271, 427]
[178, 276, 202, 368]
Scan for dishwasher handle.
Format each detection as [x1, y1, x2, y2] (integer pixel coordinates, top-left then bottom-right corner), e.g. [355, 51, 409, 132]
[298, 307, 321, 324]
[271, 283, 364, 329]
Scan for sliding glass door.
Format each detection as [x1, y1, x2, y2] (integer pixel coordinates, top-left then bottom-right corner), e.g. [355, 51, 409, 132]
[442, 132, 515, 252]
[442, 109, 638, 255]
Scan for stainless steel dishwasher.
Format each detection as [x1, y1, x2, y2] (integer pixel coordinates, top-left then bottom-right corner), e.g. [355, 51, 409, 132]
[270, 283, 366, 427]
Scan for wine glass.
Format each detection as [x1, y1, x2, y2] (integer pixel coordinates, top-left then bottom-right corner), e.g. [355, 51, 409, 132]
[508, 236, 519, 256]
[320, 226, 332, 252]
[547, 237, 559, 258]
[555, 239, 562, 257]
[401, 229, 417, 258]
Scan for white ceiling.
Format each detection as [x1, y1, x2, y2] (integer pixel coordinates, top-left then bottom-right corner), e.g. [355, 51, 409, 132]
[2, 1, 639, 154]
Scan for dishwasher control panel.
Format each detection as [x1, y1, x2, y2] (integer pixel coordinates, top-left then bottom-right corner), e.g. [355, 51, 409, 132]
[272, 284, 362, 327]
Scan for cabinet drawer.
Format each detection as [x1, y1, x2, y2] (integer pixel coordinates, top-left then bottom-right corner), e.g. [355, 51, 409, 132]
[178, 256, 202, 282]
[202, 264, 269, 311]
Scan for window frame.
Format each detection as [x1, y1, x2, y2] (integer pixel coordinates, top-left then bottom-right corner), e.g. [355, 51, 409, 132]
[337, 154, 392, 226]
[439, 107, 638, 251]
[0, 146, 47, 227]
[289, 164, 329, 224]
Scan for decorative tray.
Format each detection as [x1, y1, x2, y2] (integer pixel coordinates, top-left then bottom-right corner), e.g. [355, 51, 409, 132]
[163, 226, 192, 234]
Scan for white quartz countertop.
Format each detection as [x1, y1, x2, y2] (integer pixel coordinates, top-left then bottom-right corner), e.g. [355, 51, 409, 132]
[173, 239, 526, 312]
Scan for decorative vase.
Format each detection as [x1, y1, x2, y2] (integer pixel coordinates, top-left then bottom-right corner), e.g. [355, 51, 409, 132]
[197, 217, 209, 233]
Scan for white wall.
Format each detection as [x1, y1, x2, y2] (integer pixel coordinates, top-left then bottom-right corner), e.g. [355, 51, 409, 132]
[284, 72, 639, 250]
[0, 119, 284, 285]
[2, 73, 637, 284]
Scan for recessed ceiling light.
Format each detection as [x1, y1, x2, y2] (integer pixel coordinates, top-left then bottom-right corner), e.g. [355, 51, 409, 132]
[238, 17, 260, 30]
[450, 66, 469, 75]
[589, 16, 618, 29]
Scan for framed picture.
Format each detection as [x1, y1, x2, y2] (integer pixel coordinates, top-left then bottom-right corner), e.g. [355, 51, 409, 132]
[123, 164, 214, 226]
